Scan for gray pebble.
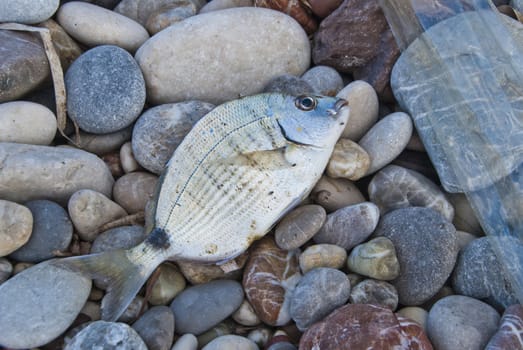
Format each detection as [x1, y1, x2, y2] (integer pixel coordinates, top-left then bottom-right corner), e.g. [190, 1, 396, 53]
[119, 295, 147, 323]
[263, 74, 315, 95]
[73, 126, 133, 156]
[452, 236, 523, 308]
[0, 261, 91, 349]
[301, 65, 344, 96]
[290, 267, 351, 330]
[10, 200, 73, 263]
[113, 171, 158, 214]
[132, 306, 175, 350]
[349, 279, 399, 311]
[347, 237, 400, 281]
[91, 225, 147, 254]
[311, 176, 366, 212]
[314, 202, 379, 250]
[171, 333, 198, 350]
[0, 199, 33, 257]
[65, 320, 147, 350]
[132, 101, 215, 174]
[170, 279, 244, 335]
[375, 207, 458, 305]
[369, 165, 454, 222]
[0, 258, 13, 284]
[275, 204, 326, 250]
[0, 0, 59, 24]
[427, 295, 500, 350]
[66, 45, 145, 134]
[120, 141, 142, 173]
[202, 334, 258, 350]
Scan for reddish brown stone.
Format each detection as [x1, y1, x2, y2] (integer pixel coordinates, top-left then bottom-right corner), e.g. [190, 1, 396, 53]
[299, 304, 433, 350]
[242, 236, 301, 326]
[485, 304, 523, 350]
[254, 0, 318, 34]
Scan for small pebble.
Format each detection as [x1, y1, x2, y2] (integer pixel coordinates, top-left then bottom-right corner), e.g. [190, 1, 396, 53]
[309, 0, 343, 18]
[171, 333, 198, 350]
[359, 112, 413, 175]
[80, 300, 101, 321]
[0, 0, 59, 24]
[120, 141, 142, 173]
[396, 307, 428, 332]
[247, 327, 271, 348]
[347, 273, 363, 287]
[447, 192, 483, 235]
[90, 225, 147, 253]
[299, 244, 347, 273]
[10, 200, 73, 263]
[64, 320, 147, 350]
[232, 299, 261, 326]
[314, 202, 380, 250]
[301, 65, 344, 96]
[326, 138, 370, 180]
[119, 296, 147, 323]
[200, 0, 253, 13]
[310, 176, 365, 212]
[176, 260, 230, 285]
[263, 74, 315, 95]
[132, 306, 175, 350]
[202, 334, 258, 350]
[347, 237, 400, 280]
[0, 258, 13, 284]
[0, 101, 57, 145]
[197, 322, 232, 348]
[0, 200, 33, 257]
[146, 3, 198, 35]
[349, 279, 399, 310]
[274, 204, 326, 250]
[103, 151, 124, 178]
[147, 262, 187, 306]
[12, 262, 34, 275]
[456, 230, 477, 250]
[485, 304, 523, 349]
[113, 171, 158, 214]
[73, 126, 133, 156]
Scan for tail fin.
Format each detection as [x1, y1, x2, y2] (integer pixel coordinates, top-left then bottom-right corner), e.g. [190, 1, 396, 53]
[52, 244, 162, 321]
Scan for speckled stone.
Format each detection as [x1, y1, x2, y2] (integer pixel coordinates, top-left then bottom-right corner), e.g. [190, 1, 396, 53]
[427, 295, 500, 350]
[263, 74, 314, 95]
[132, 101, 215, 174]
[0, 258, 13, 284]
[274, 204, 326, 250]
[299, 244, 347, 273]
[290, 267, 350, 330]
[310, 176, 366, 212]
[65, 45, 146, 134]
[485, 304, 523, 350]
[65, 321, 147, 350]
[10, 200, 73, 263]
[113, 171, 158, 214]
[0, 200, 33, 257]
[0, 0, 59, 24]
[0, 101, 57, 145]
[349, 279, 399, 310]
[202, 335, 258, 350]
[326, 138, 370, 181]
[147, 262, 186, 306]
[369, 165, 454, 222]
[301, 65, 344, 96]
[90, 225, 147, 253]
[375, 207, 458, 305]
[314, 202, 380, 250]
[132, 306, 174, 350]
[347, 237, 400, 281]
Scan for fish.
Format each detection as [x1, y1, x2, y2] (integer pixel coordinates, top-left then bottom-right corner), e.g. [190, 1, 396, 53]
[55, 93, 349, 321]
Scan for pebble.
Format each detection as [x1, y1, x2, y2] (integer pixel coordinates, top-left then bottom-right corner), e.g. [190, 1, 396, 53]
[301, 65, 344, 96]
[447, 192, 483, 235]
[176, 260, 228, 284]
[347, 237, 400, 280]
[274, 204, 326, 250]
[310, 176, 365, 212]
[171, 333, 198, 350]
[120, 141, 142, 173]
[38, 19, 83, 71]
[375, 207, 458, 305]
[147, 262, 186, 306]
[456, 230, 477, 251]
[0, 101, 57, 145]
[170, 279, 244, 335]
[0, 200, 33, 257]
[65, 320, 147, 350]
[57, 2, 149, 52]
[336, 80, 379, 141]
[298, 244, 347, 273]
[309, 0, 343, 18]
[369, 165, 455, 222]
[0, 0, 59, 24]
[146, 3, 198, 35]
[427, 295, 500, 350]
[0, 31, 50, 103]
[263, 74, 315, 95]
[197, 322, 232, 348]
[132, 306, 175, 350]
[119, 295, 147, 323]
[103, 151, 124, 178]
[68, 189, 128, 241]
[299, 304, 432, 350]
[232, 299, 261, 326]
[132, 101, 215, 174]
[452, 236, 522, 308]
[396, 307, 428, 332]
[485, 304, 523, 349]
[113, 171, 158, 213]
[12, 262, 34, 275]
[247, 327, 271, 348]
[65, 45, 146, 134]
[135, 7, 310, 104]
[314, 202, 380, 250]
[326, 138, 370, 180]
[349, 279, 399, 311]
[10, 200, 73, 263]
[73, 126, 133, 156]
[114, 0, 204, 27]
[202, 335, 258, 350]
[289, 267, 351, 331]
[80, 300, 101, 321]
[0, 261, 91, 349]
[0, 258, 13, 284]
[358, 112, 413, 175]
[243, 237, 301, 326]
[200, 0, 253, 13]
[90, 225, 147, 253]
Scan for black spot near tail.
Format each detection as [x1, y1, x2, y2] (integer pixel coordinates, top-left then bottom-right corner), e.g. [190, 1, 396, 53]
[146, 228, 171, 250]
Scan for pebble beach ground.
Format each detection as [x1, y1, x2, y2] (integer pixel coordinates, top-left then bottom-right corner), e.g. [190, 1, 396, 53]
[0, 0, 522, 349]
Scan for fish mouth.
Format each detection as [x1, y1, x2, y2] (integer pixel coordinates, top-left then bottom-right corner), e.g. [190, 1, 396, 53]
[327, 98, 349, 116]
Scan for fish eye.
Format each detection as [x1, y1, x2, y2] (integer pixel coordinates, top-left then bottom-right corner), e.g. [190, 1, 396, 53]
[295, 96, 317, 111]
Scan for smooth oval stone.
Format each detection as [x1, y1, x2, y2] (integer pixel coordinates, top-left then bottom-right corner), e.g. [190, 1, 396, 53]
[452, 236, 523, 308]
[200, 0, 253, 13]
[90, 225, 146, 253]
[202, 335, 258, 350]
[0, 0, 59, 23]
[359, 112, 413, 175]
[447, 192, 482, 235]
[120, 141, 142, 173]
[68, 189, 127, 241]
[314, 202, 380, 250]
[263, 74, 314, 95]
[274, 204, 326, 250]
[301, 65, 344, 96]
[290, 267, 351, 331]
[310, 176, 366, 212]
[299, 244, 347, 273]
[427, 295, 500, 350]
[135, 7, 310, 104]
[113, 171, 158, 214]
[132, 101, 215, 174]
[243, 237, 301, 326]
[349, 279, 399, 310]
[0, 258, 13, 284]
[147, 262, 186, 306]
[299, 304, 432, 350]
[326, 138, 370, 180]
[347, 237, 400, 280]
[10, 200, 73, 263]
[369, 165, 455, 222]
[485, 304, 523, 349]
[170, 279, 244, 335]
[0, 261, 91, 349]
[65, 320, 147, 350]
[177, 260, 228, 285]
[0, 31, 50, 102]
[172, 333, 198, 350]
[66, 45, 146, 134]
[396, 307, 428, 332]
[73, 126, 133, 156]
[232, 299, 261, 326]
[0, 200, 33, 257]
[0, 101, 57, 145]
[375, 207, 458, 305]
[57, 2, 149, 51]
[132, 306, 175, 350]
[336, 80, 379, 141]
